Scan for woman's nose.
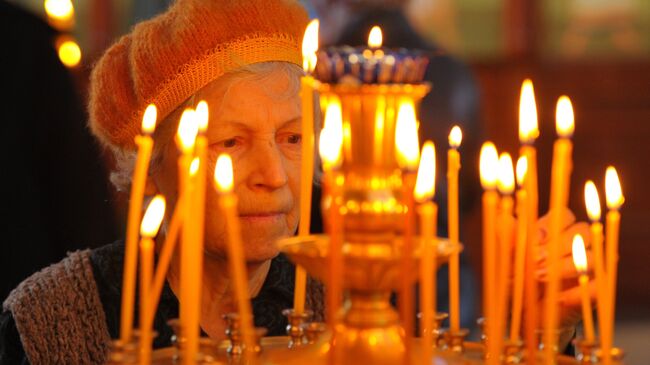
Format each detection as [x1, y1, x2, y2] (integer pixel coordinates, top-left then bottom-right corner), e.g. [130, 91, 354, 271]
[248, 141, 289, 190]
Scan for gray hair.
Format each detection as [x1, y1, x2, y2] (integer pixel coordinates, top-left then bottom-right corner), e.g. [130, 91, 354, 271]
[109, 61, 321, 192]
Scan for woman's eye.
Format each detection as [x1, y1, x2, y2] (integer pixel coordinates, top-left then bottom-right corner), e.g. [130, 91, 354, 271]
[222, 138, 237, 148]
[287, 134, 301, 144]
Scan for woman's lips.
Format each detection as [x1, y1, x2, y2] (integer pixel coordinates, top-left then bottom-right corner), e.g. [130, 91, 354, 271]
[238, 213, 284, 223]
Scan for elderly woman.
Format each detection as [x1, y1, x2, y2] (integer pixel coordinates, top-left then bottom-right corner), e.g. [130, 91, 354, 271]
[1, 0, 589, 364]
[0, 1, 318, 363]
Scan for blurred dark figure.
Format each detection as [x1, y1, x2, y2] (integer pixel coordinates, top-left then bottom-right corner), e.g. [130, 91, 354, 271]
[0, 1, 118, 301]
[312, 0, 482, 329]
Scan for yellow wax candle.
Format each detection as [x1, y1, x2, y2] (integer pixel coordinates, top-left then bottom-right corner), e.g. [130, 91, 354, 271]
[519, 79, 540, 362]
[214, 154, 256, 360]
[480, 142, 499, 365]
[319, 102, 344, 329]
[415, 141, 437, 363]
[138, 195, 165, 365]
[571, 234, 595, 343]
[510, 156, 528, 343]
[395, 99, 420, 365]
[447, 126, 462, 333]
[175, 109, 199, 365]
[121, 104, 157, 343]
[496, 153, 516, 358]
[603, 167, 624, 365]
[544, 96, 575, 365]
[584, 181, 606, 341]
[294, 19, 319, 314]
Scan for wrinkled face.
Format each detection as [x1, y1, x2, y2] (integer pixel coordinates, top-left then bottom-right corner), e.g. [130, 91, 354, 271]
[154, 66, 302, 263]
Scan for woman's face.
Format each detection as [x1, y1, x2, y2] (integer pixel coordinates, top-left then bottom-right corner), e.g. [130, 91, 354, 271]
[154, 66, 302, 263]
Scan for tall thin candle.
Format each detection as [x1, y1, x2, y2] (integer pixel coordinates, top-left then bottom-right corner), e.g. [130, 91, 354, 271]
[121, 104, 157, 343]
[571, 234, 595, 343]
[544, 96, 575, 364]
[510, 156, 528, 342]
[584, 181, 606, 342]
[294, 19, 319, 314]
[447, 126, 462, 333]
[415, 141, 437, 363]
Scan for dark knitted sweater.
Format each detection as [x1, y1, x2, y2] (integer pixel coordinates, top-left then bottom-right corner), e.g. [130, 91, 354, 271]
[0, 242, 317, 365]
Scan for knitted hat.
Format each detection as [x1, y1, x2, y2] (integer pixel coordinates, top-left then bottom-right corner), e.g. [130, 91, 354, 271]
[89, 0, 308, 150]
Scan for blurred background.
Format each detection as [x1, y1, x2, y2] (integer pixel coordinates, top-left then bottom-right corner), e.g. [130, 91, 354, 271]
[3, 0, 649, 362]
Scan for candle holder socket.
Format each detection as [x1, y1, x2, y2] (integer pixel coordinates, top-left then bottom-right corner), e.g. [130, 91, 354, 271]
[504, 339, 525, 364]
[106, 339, 138, 364]
[573, 339, 598, 364]
[594, 346, 625, 364]
[416, 311, 448, 349]
[476, 317, 487, 346]
[302, 322, 327, 344]
[282, 308, 313, 348]
[441, 328, 470, 353]
[222, 312, 244, 355]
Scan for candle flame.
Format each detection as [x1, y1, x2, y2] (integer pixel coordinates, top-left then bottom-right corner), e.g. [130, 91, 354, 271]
[584, 180, 602, 222]
[449, 125, 463, 148]
[319, 100, 343, 170]
[57, 38, 81, 68]
[519, 79, 539, 143]
[555, 96, 575, 138]
[479, 142, 499, 190]
[395, 99, 420, 170]
[176, 109, 199, 153]
[140, 195, 166, 238]
[414, 141, 436, 202]
[141, 104, 157, 134]
[571, 234, 588, 273]
[302, 19, 319, 73]
[497, 153, 515, 195]
[605, 166, 624, 210]
[516, 156, 528, 187]
[44, 0, 74, 21]
[214, 154, 234, 193]
[368, 26, 383, 48]
[189, 157, 200, 177]
[195, 100, 209, 133]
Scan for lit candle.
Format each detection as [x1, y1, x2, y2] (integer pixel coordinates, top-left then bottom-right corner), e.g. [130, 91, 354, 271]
[544, 96, 575, 364]
[447, 126, 462, 333]
[294, 19, 319, 314]
[518, 79, 540, 361]
[510, 156, 528, 343]
[572, 234, 595, 343]
[479, 142, 499, 365]
[319, 100, 344, 328]
[603, 167, 624, 365]
[415, 141, 437, 363]
[121, 104, 157, 343]
[175, 109, 199, 365]
[138, 195, 165, 365]
[496, 153, 515, 358]
[584, 181, 606, 342]
[395, 99, 420, 365]
[214, 154, 256, 359]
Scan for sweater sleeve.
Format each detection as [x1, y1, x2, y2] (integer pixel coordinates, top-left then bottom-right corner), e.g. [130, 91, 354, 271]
[0, 311, 29, 365]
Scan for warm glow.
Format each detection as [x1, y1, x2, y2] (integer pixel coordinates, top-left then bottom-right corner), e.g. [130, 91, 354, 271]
[189, 157, 200, 177]
[395, 100, 420, 170]
[141, 104, 157, 134]
[518, 79, 539, 143]
[319, 101, 343, 170]
[605, 166, 624, 210]
[516, 156, 528, 187]
[368, 26, 383, 48]
[195, 100, 209, 133]
[479, 142, 499, 190]
[214, 154, 234, 193]
[497, 153, 515, 195]
[555, 96, 575, 138]
[571, 234, 588, 273]
[44, 0, 74, 21]
[584, 180, 602, 222]
[176, 109, 199, 153]
[302, 19, 319, 73]
[140, 195, 166, 238]
[449, 125, 463, 149]
[57, 39, 81, 68]
[414, 141, 436, 202]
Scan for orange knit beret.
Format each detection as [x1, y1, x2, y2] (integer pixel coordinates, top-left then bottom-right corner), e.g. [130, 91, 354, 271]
[89, 0, 308, 151]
